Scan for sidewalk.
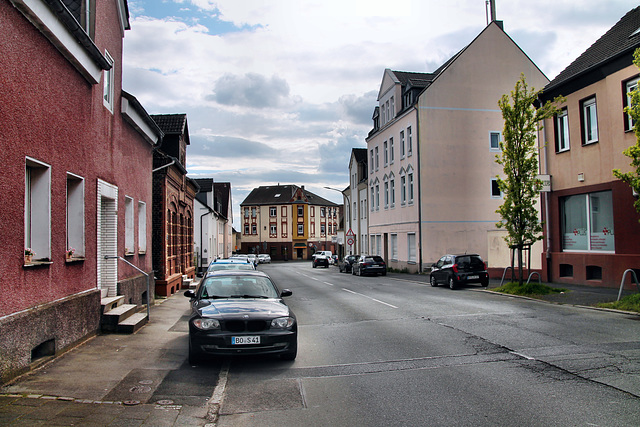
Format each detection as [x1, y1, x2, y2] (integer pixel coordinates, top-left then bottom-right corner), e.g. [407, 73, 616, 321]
[0, 279, 221, 427]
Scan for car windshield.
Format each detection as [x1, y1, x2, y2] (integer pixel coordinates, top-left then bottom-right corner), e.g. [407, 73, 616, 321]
[456, 255, 484, 269]
[207, 263, 255, 272]
[365, 256, 384, 263]
[199, 276, 279, 299]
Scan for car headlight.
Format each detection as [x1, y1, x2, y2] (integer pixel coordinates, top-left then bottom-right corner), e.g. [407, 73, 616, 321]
[192, 318, 220, 330]
[271, 317, 295, 329]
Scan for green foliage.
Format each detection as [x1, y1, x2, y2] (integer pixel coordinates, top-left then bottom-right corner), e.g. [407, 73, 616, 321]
[613, 48, 640, 222]
[492, 281, 567, 296]
[597, 293, 640, 313]
[495, 74, 564, 284]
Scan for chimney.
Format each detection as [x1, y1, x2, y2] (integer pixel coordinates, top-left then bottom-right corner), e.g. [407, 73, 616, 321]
[486, 0, 497, 24]
[490, 0, 496, 22]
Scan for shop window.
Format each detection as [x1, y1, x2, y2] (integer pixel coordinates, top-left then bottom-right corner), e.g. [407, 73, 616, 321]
[561, 191, 614, 252]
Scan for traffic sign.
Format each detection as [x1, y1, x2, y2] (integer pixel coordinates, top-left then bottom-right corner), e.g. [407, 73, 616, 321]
[347, 237, 354, 246]
[346, 228, 355, 237]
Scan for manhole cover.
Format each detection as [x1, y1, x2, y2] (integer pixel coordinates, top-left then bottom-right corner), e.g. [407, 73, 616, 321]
[123, 400, 140, 406]
[139, 380, 154, 385]
[129, 385, 152, 393]
[156, 399, 174, 405]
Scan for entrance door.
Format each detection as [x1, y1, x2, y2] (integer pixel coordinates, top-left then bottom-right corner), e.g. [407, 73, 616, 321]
[97, 180, 118, 297]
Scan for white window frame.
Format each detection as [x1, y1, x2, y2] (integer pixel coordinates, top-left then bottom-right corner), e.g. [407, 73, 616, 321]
[138, 201, 147, 254]
[66, 173, 85, 258]
[375, 146, 379, 170]
[103, 50, 114, 113]
[390, 233, 398, 261]
[25, 157, 51, 261]
[384, 141, 388, 166]
[400, 130, 405, 158]
[384, 178, 389, 209]
[400, 173, 407, 206]
[407, 126, 413, 156]
[389, 137, 394, 164]
[390, 175, 395, 208]
[625, 77, 638, 131]
[491, 178, 502, 198]
[490, 131, 501, 150]
[556, 108, 570, 152]
[407, 233, 416, 263]
[581, 97, 598, 145]
[408, 170, 414, 204]
[124, 196, 134, 254]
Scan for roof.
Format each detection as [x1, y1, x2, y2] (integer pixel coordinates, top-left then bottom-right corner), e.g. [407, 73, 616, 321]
[241, 185, 338, 207]
[352, 148, 367, 163]
[545, 7, 640, 94]
[150, 114, 190, 144]
[194, 178, 213, 193]
[391, 70, 436, 89]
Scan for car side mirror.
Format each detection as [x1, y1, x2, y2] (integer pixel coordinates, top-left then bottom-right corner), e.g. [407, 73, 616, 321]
[184, 290, 196, 298]
[281, 289, 292, 297]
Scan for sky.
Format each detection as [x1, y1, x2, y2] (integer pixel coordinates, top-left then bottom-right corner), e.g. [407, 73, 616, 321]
[122, 0, 640, 227]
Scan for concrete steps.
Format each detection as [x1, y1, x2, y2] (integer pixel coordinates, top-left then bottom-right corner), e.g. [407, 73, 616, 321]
[100, 294, 148, 334]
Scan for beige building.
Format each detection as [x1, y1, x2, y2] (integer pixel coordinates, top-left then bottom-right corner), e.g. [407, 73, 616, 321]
[346, 148, 369, 255]
[240, 185, 340, 260]
[367, 20, 548, 273]
[538, 7, 640, 288]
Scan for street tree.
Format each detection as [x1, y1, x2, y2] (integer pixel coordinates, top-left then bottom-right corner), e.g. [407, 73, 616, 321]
[496, 74, 564, 285]
[613, 48, 640, 222]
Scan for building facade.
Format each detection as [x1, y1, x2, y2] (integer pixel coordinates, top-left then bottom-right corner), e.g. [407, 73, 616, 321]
[345, 148, 369, 255]
[240, 185, 340, 260]
[0, 0, 161, 383]
[539, 7, 640, 288]
[151, 114, 198, 296]
[194, 179, 233, 273]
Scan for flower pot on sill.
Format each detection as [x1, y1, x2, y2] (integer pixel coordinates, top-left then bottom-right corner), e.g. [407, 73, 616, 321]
[25, 255, 33, 263]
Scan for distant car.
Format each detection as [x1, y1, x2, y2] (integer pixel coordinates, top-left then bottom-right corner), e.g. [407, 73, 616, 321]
[230, 255, 254, 266]
[430, 253, 489, 289]
[258, 254, 271, 264]
[312, 254, 330, 268]
[338, 255, 358, 273]
[246, 254, 259, 266]
[206, 259, 255, 274]
[184, 270, 297, 363]
[352, 255, 386, 276]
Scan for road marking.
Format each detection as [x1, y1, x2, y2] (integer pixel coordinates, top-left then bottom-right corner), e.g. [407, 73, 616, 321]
[322, 281, 334, 286]
[341, 288, 398, 308]
[510, 351, 535, 360]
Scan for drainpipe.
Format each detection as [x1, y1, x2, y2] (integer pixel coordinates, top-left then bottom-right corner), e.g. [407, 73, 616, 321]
[415, 105, 423, 273]
[540, 103, 552, 281]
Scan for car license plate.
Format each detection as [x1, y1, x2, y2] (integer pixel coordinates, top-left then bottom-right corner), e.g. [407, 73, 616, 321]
[232, 336, 260, 345]
[467, 275, 479, 280]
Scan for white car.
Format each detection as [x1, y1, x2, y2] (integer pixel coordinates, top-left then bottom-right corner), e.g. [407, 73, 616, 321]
[258, 254, 271, 263]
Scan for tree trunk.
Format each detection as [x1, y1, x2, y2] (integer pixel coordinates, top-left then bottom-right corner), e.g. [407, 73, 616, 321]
[517, 244, 524, 286]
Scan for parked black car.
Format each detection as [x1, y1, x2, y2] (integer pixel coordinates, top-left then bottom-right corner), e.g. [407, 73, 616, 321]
[338, 255, 359, 273]
[184, 270, 297, 363]
[352, 255, 386, 276]
[430, 253, 489, 289]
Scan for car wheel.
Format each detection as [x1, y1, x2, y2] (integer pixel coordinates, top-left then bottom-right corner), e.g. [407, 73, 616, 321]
[430, 275, 438, 287]
[312, 263, 316, 268]
[382, 271, 386, 276]
[188, 340, 203, 365]
[481, 279, 489, 287]
[448, 277, 456, 290]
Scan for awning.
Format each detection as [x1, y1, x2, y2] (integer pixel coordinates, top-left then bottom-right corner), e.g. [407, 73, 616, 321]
[293, 243, 307, 248]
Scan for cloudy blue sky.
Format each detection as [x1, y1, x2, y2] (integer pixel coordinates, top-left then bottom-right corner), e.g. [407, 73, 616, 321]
[122, 0, 639, 227]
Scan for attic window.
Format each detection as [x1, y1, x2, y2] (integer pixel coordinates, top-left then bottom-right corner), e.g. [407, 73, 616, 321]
[275, 194, 280, 197]
[631, 27, 640, 38]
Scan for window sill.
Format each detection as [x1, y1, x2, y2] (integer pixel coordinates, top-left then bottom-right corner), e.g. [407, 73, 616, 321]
[124, 252, 135, 257]
[24, 260, 53, 268]
[66, 257, 85, 263]
[138, 251, 147, 256]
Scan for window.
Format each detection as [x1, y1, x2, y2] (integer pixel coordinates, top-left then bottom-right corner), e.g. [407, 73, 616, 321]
[375, 146, 379, 170]
[389, 137, 394, 164]
[353, 201, 356, 220]
[281, 221, 288, 238]
[407, 233, 416, 262]
[124, 196, 134, 254]
[252, 224, 257, 235]
[25, 158, 51, 261]
[320, 207, 325, 217]
[370, 186, 375, 211]
[281, 206, 287, 217]
[390, 234, 398, 260]
[386, 100, 390, 124]
[625, 77, 638, 131]
[244, 224, 250, 234]
[375, 184, 380, 211]
[251, 207, 256, 217]
[244, 208, 249, 218]
[370, 149, 374, 173]
[555, 108, 570, 152]
[490, 132, 501, 150]
[384, 141, 388, 166]
[408, 171, 414, 203]
[407, 127, 413, 156]
[390, 177, 395, 207]
[384, 180, 389, 208]
[66, 173, 85, 258]
[400, 131, 405, 158]
[270, 223, 277, 236]
[581, 97, 598, 144]
[298, 224, 304, 236]
[320, 224, 326, 235]
[138, 201, 146, 254]
[561, 191, 614, 252]
[401, 175, 407, 205]
[269, 207, 277, 217]
[103, 50, 114, 112]
[390, 96, 395, 119]
[491, 178, 502, 198]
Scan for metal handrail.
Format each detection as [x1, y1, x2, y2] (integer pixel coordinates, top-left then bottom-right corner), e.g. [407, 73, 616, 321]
[526, 271, 541, 285]
[617, 269, 640, 301]
[105, 256, 151, 319]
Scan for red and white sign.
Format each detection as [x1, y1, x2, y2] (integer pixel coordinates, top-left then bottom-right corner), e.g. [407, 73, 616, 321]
[347, 237, 354, 246]
[346, 228, 355, 237]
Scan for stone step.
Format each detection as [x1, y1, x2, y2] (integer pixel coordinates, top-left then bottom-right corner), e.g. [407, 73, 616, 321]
[100, 295, 124, 314]
[101, 304, 138, 332]
[117, 312, 148, 334]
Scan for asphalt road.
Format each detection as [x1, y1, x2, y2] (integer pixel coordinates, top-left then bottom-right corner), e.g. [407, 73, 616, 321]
[217, 262, 640, 427]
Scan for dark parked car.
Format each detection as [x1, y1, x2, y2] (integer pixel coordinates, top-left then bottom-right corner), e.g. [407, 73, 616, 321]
[338, 255, 359, 273]
[312, 254, 330, 268]
[184, 270, 297, 363]
[352, 255, 386, 276]
[430, 253, 489, 289]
